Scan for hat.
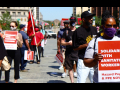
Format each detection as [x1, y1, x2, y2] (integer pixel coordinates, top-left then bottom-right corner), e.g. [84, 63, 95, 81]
[35, 28, 39, 32]
[63, 20, 69, 24]
[70, 17, 76, 22]
[81, 11, 96, 19]
[20, 24, 26, 29]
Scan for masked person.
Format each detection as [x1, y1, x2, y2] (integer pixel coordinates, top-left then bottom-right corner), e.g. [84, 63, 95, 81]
[29, 26, 44, 64]
[57, 20, 69, 78]
[84, 11, 118, 83]
[72, 11, 97, 83]
[39, 25, 45, 57]
[61, 17, 78, 83]
[2, 21, 23, 83]
[19, 24, 31, 72]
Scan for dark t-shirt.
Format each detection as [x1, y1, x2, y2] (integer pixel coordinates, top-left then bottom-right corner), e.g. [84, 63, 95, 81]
[72, 26, 97, 60]
[62, 29, 78, 61]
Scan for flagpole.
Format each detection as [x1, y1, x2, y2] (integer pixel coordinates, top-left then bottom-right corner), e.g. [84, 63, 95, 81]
[29, 7, 40, 61]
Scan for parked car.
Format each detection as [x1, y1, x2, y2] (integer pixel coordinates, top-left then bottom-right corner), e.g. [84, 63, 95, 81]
[45, 30, 57, 39]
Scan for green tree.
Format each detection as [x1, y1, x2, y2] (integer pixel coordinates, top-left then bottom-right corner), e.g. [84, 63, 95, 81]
[95, 16, 102, 26]
[0, 10, 12, 30]
[113, 10, 119, 26]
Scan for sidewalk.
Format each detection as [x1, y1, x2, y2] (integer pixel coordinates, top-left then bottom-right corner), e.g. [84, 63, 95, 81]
[0, 39, 90, 83]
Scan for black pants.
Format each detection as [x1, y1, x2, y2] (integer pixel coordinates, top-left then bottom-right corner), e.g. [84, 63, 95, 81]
[0, 48, 21, 82]
[41, 47, 44, 57]
[30, 45, 41, 62]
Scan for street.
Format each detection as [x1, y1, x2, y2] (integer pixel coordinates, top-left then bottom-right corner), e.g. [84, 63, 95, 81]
[0, 38, 90, 83]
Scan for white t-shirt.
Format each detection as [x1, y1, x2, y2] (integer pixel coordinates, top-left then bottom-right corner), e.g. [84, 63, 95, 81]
[84, 36, 120, 83]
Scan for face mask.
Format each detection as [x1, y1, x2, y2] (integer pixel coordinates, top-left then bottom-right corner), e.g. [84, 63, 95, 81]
[10, 27, 16, 31]
[70, 21, 75, 27]
[104, 28, 116, 37]
[24, 28, 27, 31]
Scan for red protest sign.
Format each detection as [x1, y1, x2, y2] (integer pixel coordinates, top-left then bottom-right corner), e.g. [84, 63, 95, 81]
[4, 31, 18, 50]
[60, 18, 69, 26]
[98, 40, 120, 82]
[24, 50, 34, 60]
[55, 54, 63, 65]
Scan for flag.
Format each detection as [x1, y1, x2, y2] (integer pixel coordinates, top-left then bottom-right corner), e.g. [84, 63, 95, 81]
[77, 18, 81, 25]
[27, 10, 35, 36]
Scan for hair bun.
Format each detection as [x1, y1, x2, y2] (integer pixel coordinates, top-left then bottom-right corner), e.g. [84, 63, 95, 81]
[102, 10, 111, 18]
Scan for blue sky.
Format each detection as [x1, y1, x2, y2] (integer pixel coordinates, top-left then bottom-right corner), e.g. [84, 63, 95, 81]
[39, 7, 73, 21]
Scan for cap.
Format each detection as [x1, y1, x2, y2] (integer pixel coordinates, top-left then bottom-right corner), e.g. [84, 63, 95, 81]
[20, 24, 26, 29]
[35, 28, 39, 32]
[70, 17, 76, 22]
[63, 20, 69, 24]
[81, 11, 96, 19]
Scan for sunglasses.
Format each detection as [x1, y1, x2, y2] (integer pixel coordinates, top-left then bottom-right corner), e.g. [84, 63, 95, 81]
[10, 25, 15, 28]
[106, 24, 117, 28]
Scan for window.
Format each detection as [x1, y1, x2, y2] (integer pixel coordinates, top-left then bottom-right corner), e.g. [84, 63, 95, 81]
[24, 12, 26, 15]
[18, 12, 21, 15]
[24, 18, 26, 21]
[1, 12, 4, 15]
[21, 18, 23, 21]
[12, 12, 16, 15]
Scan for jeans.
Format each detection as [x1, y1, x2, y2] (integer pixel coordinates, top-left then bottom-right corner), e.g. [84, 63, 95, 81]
[77, 59, 94, 83]
[20, 47, 28, 70]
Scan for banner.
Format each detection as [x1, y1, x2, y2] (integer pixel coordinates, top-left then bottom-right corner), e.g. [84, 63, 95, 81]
[4, 31, 18, 50]
[60, 18, 69, 26]
[77, 17, 81, 25]
[24, 50, 34, 60]
[98, 40, 120, 82]
[27, 9, 35, 36]
[55, 54, 63, 65]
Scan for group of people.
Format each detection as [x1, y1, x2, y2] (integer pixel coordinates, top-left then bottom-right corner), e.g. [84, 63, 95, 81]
[0, 21, 46, 83]
[57, 10, 120, 83]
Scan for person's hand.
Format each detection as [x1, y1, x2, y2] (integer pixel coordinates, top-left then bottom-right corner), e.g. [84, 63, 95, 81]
[15, 36, 19, 41]
[94, 53, 103, 61]
[2, 35, 6, 39]
[57, 49, 60, 54]
[36, 44, 39, 48]
[32, 34, 35, 37]
[69, 40, 72, 46]
[28, 48, 31, 54]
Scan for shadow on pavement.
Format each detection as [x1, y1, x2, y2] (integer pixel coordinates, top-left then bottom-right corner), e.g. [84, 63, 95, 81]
[0, 80, 13, 83]
[49, 66, 60, 69]
[47, 72, 62, 77]
[52, 49, 57, 50]
[47, 80, 67, 83]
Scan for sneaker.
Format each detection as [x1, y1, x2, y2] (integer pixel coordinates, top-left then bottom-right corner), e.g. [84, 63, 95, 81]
[20, 69, 28, 72]
[74, 72, 77, 78]
[58, 65, 63, 70]
[61, 72, 67, 78]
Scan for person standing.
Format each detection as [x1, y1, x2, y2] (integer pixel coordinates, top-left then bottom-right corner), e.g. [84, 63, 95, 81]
[39, 25, 45, 57]
[29, 26, 44, 64]
[57, 20, 69, 78]
[61, 17, 78, 83]
[84, 12, 118, 83]
[72, 11, 97, 83]
[2, 21, 23, 83]
[19, 24, 31, 72]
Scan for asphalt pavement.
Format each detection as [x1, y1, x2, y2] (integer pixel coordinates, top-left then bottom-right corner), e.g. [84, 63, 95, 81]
[0, 38, 90, 83]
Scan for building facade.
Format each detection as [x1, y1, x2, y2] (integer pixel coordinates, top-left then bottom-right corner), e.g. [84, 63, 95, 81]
[73, 7, 92, 17]
[91, 7, 119, 18]
[0, 7, 34, 24]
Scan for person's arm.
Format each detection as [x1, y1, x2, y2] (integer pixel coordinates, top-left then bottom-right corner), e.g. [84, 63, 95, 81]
[73, 43, 88, 51]
[25, 39, 30, 51]
[37, 39, 43, 47]
[29, 34, 35, 39]
[84, 53, 103, 67]
[61, 38, 72, 46]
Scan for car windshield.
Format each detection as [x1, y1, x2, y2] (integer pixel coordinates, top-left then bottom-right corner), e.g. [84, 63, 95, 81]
[48, 31, 53, 33]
